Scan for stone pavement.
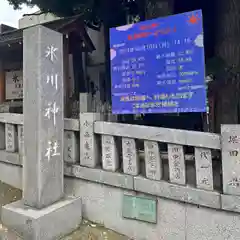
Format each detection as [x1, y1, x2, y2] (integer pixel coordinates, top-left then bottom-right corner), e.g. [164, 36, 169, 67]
[0, 181, 129, 240]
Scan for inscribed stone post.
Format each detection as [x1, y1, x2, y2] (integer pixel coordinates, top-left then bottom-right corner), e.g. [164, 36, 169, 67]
[80, 113, 101, 168]
[168, 144, 186, 185]
[195, 147, 213, 190]
[144, 141, 162, 180]
[102, 135, 119, 171]
[221, 125, 240, 195]
[5, 123, 17, 152]
[23, 26, 64, 208]
[122, 138, 139, 175]
[17, 125, 24, 156]
[64, 131, 79, 164]
[79, 93, 91, 113]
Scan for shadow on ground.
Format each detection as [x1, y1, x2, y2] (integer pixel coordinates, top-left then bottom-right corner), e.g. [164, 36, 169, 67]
[0, 181, 129, 240]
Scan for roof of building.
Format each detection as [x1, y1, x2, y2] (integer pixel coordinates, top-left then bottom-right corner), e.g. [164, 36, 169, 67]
[0, 24, 17, 34]
[0, 14, 95, 51]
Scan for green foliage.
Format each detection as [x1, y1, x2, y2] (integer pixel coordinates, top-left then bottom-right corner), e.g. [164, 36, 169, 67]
[6, 0, 131, 28]
[7, 0, 86, 16]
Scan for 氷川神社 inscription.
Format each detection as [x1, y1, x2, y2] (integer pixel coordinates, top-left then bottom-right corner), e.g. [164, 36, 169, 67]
[23, 26, 64, 209]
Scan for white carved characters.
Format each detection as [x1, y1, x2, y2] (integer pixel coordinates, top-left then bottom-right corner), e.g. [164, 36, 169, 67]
[45, 45, 58, 62]
[44, 44, 61, 162]
[45, 140, 60, 162]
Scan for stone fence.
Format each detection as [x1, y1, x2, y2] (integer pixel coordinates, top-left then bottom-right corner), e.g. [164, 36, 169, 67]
[0, 111, 240, 214]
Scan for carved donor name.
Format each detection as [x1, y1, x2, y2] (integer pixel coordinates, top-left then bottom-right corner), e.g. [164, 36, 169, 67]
[221, 125, 240, 196]
[122, 138, 139, 176]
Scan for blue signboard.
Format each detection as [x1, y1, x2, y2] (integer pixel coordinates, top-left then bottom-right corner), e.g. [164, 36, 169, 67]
[110, 10, 206, 114]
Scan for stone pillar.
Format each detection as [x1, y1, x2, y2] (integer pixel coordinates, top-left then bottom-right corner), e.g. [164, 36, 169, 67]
[168, 144, 186, 185]
[79, 93, 103, 168]
[102, 135, 119, 171]
[17, 125, 24, 156]
[79, 92, 91, 112]
[122, 138, 140, 176]
[64, 130, 79, 164]
[5, 124, 18, 153]
[195, 147, 214, 191]
[80, 112, 102, 168]
[144, 141, 162, 181]
[1, 25, 82, 240]
[221, 125, 240, 195]
[22, 26, 64, 208]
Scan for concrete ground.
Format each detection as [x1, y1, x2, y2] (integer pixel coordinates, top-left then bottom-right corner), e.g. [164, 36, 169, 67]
[0, 181, 129, 240]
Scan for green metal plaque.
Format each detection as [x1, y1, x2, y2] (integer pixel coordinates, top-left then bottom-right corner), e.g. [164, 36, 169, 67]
[122, 195, 157, 223]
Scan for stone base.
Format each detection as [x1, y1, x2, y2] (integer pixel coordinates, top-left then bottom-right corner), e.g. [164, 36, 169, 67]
[1, 196, 82, 240]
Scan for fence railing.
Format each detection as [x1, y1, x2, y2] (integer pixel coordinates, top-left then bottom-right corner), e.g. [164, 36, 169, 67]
[0, 113, 80, 164]
[94, 120, 221, 191]
[0, 110, 240, 213]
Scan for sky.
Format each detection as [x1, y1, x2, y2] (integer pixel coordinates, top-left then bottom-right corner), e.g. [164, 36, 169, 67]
[1, 0, 39, 28]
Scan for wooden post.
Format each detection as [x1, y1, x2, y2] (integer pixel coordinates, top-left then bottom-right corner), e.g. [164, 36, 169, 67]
[63, 35, 70, 118]
[0, 60, 5, 104]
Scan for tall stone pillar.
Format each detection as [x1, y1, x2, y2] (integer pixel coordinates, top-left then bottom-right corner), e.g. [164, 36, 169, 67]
[1, 25, 82, 240]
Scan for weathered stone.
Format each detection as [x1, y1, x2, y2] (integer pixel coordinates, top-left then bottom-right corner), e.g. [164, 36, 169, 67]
[134, 176, 221, 209]
[23, 25, 64, 208]
[79, 93, 91, 113]
[186, 203, 240, 240]
[79, 112, 102, 168]
[94, 121, 221, 149]
[221, 194, 240, 213]
[221, 125, 240, 196]
[64, 131, 79, 164]
[1, 197, 82, 240]
[0, 113, 23, 125]
[168, 144, 186, 185]
[102, 135, 119, 172]
[194, 147, 213, 190]
[5, 123, 18, 152]
[64, 118, 80, 131]
[122, 138, 139, 176]
[18, 125, 24, 156]
[64, 178, 186, 240]
[65, 164, 134, 189]
[144, 141, 162, 180]
[0, 150, 22, 166]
